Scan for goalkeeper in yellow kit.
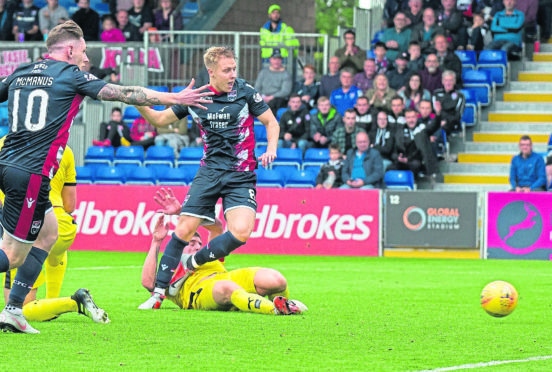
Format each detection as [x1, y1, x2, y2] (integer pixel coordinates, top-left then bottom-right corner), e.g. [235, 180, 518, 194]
[141, 188, 307, 315]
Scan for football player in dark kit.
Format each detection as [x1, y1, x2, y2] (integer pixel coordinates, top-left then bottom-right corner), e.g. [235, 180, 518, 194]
[0, 21, 212, 333]
[136, 46, 279, 309]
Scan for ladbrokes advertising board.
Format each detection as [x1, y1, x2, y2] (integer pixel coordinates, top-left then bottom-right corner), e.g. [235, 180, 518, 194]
[72, 185, 381, 256]
[384, 191, 478, 248]
[486, 192, 552, 259]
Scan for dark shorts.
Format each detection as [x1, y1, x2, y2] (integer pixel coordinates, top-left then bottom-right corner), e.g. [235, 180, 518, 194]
[181, 167, 257, 224]
[0, 165, 52, 243]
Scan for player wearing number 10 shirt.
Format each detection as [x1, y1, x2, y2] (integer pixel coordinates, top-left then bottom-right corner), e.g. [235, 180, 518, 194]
[0, 20, 212, 334]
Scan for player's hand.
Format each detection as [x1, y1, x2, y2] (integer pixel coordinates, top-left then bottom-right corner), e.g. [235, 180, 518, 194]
[152, 215, 169, 242]
[258, 149, 277, 168]
[174, 78, 214, 110]
[154, 187, 182, 215]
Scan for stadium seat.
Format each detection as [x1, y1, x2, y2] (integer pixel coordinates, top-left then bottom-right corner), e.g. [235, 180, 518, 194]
[255, 145, 267, 158]
[144, 145, 175, 167]
[156, 167, 188, 185]
[548, 133, 552, 152]
[94, 166, 125, 184]
[125, 166, 156, 185]
[177, 147, 204, 166]
[113, 146, 145, 165]
[84, 146, 114, 166]
[0, 101, 8, 126]
[462, 69, 494, 106]
[75, 166, 94, 184]
[460, 88, 479, 131]
[147, 86, 169, 93]
[477, 50, 508, 86]
[302, 148, 329, 169]
[94, 2, 110, 15]
[123, 106, 141, 125]
[256, 168, 285, 187]
[145, 163, 172, 179]
[254, 124, 268, 146]
[271, 148, 302, 170]
[172, 86, 186, 93]
[303, 164, 322, 175]
[115, 163, 140, 178]
[276, 107, 288, 122]
[454, 50, 477, 70]
[0, 126, 8, 137]
[177, 163, 201, 183]
[182, 1, 199, 18]
[284, 169, 316, 188]
[384, 170, 415, 190]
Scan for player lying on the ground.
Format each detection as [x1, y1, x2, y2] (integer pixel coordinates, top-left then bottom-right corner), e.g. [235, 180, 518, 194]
[141, 214, 307, 315]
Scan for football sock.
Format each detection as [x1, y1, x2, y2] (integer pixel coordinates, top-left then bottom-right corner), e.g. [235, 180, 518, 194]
[186, 231, 244, 269]
[23, 297, 77, 322]
[154, 233, 188, 290]
[268, 287, 289, 301]
[45, 251, 67, 299]
[230, 288, 276, 315]
[8, 247, 48, 308]
[0, 249, 9, 273]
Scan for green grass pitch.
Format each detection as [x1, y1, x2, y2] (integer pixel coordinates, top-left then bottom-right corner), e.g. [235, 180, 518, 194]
[1, 251, 552, 371]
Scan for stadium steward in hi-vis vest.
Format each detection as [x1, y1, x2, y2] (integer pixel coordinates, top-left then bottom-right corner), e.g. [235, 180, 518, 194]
[260, 4, 299, 60]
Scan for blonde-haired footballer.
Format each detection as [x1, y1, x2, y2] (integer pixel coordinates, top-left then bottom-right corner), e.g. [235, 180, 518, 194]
[0, 139, 108, 323]
[142, 188, 306, 315]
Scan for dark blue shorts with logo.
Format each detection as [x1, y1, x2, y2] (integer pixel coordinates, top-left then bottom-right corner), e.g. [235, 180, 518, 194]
[181, 167, 257, 224]
[0, 165, 52, 243]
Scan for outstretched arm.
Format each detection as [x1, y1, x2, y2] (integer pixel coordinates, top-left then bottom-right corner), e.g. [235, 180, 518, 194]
[141, 215, 169, 292]
[97, 79, 213, 108]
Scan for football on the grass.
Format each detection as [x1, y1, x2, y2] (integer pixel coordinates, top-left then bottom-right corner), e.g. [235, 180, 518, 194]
[480, 281, 518, 317]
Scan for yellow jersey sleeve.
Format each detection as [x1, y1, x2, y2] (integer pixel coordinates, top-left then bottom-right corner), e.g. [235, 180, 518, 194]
[49, 146, 76, 209]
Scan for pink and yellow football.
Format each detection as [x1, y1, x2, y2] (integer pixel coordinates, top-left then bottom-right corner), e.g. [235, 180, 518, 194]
[480, 281, 518, 317]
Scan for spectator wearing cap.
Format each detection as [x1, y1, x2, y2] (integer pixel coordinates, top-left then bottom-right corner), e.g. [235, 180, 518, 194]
[380, 11, 412, 61]
[487, 0, 524, 57]
[334, 29, 367, 74]
[330, 68, 363, 116]
[386, 52, 414, 90]
[254, 50, 293, 115]
[260, 4, 299, 62]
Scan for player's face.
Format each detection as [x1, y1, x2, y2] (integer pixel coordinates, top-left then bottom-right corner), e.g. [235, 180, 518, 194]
[71, 38, 89, 70]
[209, 56, 237, 93]
[184, 236, 203, 254]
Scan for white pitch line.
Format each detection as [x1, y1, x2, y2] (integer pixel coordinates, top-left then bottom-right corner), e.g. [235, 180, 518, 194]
[416, 355, 552, 371]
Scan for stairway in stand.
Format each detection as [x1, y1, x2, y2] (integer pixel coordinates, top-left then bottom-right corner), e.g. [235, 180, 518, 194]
[435, 45, 552, 191]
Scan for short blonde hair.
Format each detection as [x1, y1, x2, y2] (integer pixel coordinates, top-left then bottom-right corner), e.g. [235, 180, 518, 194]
[46, 20, 83, 51]
[203, 46, 235, 70]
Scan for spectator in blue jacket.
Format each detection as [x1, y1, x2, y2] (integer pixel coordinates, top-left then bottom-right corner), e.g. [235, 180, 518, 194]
[330, 69, 363, 116]
[487, 0, 525, 57]
[510, 135, 546, 191]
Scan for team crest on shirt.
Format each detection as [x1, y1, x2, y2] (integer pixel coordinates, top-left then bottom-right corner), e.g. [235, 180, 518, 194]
[253, 92, 262, 103]
[30, 220, 41, 235]
[451, 92, 457, 99]
[228, 90, 237, 102]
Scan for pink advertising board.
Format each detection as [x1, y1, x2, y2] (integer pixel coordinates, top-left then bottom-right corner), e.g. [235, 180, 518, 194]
[72, 185, 380, 256]
[486, 192, 552, 259]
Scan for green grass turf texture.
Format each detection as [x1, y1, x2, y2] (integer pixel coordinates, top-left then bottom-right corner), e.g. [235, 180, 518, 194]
[1, 251, 551, 371]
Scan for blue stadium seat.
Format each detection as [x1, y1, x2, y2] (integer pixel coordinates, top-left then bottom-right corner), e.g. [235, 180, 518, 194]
[182, 1, 199, 18]
[548, 133, 552, 152]
[156, 167, 188, 185]
[177, 163, 201, 184]
[455, 50, 477, 70]
[303, 164, 322, 175]
[94, 2, 110, 15]
[254, 124, 268, 146]
[75, 166, 94, 184]
[284, 169, 316, 188]
[272, 164, 299, 176]
[172, 86, 186, 93]
[384, 170, 415, 190]
[0, 101, 8, 126]
[146, 163, 172, 179]
[115, 163, 140, 178]
[147, 86, 169, 93]
[113, 146, 145, 165]
[144, 145, 175, 167]
[276, 107, 288, 122]
[460, 88, 479, 129]
[123, 106, 141, 125]
[477, 50, 508, 86]
[272, 148, 302, 170]
[256, 168, 285, 187]
[302, 148, 329, 169]
[125, 166, 156, 185]
[84, 146, 114, 166]
[255, 145, 267, 158]
[177, 147, 204, 166]
[94, 166, 125, 184]
[0, 126, 8, 137]
[462, 69, 494, 106]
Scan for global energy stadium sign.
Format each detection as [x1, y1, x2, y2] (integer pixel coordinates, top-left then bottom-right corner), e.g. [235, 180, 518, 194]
[486, 192, 552, 260]
[384, 191, 478, 248]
